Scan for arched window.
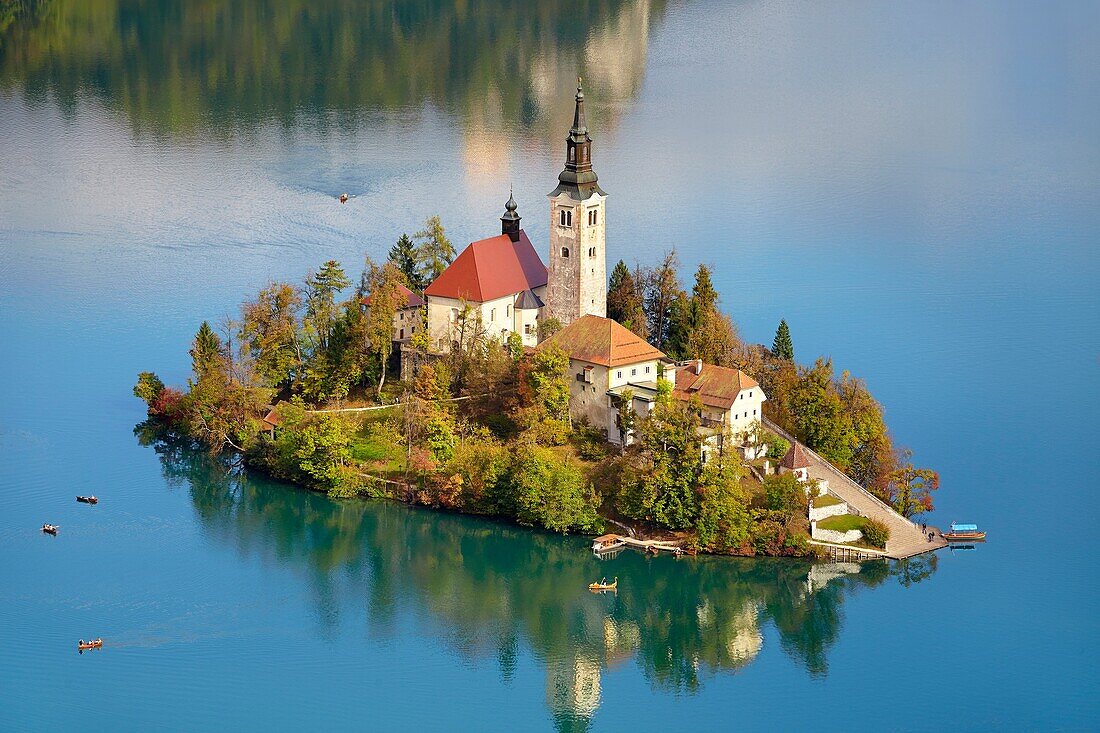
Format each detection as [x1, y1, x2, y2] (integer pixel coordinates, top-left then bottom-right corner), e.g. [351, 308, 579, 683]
[561, 247, 570, 258]
[569, 147, 575, 163]
[559, 209, 572, 227]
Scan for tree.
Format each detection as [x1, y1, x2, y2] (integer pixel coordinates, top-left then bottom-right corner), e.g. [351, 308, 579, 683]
[773, 319, 794, 361]
[304, 260, 351, 353]
[133, 371, 166, 407]
[883, 450, 939, 517]
[360, 258, 407, 398]
[838, 372, 896, 491]
[618, 380, 704, 529]
[690, 263, 718, 317]
[240, 282, 304, 388]
[537, 316, 562, 342]
[414, 215, 455, 284]
[269, 405, 352, 491]
[510, 444, 598, 533]
[517, 343, 572, 444]
[641, 250, 683, 351]
[665, 291, 692, 360]
[789, 358, 854, 469]
[687, 310, 744, 368]
[607, 260, 647, 339]
[189, 321, 225, 384]
[763, 472, 806, 517]
[388, 233, 422, 290]
[695, 457, 751, 553]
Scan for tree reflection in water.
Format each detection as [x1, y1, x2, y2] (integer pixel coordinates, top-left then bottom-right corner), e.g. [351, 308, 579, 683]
[139, 427, 937, 731]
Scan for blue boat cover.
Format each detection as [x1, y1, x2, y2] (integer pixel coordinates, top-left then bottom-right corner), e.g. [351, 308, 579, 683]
[951, 523, 978, 531]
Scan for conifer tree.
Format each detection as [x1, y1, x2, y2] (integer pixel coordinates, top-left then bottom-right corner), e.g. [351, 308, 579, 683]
[773, 319, 794, 361]
[189, 321, 225, 384]
[388, 233, 422, 290]
[606, 260, 647, 339]
[304, 260, 351, 353]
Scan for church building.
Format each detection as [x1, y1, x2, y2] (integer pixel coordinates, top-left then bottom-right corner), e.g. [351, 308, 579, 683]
[423, 81, 607, 349]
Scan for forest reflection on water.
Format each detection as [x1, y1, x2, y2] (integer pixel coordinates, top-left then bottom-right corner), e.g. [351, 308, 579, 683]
[0, 0, 663, 141]
[139, 424, 937, 729]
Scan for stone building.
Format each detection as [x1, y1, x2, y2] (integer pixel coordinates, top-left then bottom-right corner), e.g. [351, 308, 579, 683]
[545, 80, 607, 327]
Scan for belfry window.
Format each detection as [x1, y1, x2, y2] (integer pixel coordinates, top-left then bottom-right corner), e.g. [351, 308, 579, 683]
[560, 209, 572, 227]
[588, 209, 598, 226]
[588, 247, 596, 257]
[569, 147, 575, 163]
[561, 247, 570, 258]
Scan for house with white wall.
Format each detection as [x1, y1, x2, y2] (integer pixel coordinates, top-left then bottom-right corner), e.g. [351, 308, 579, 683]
[536, 314, 666, 439]
[423, 195, 548, 350]
[672, 359, 767, 456]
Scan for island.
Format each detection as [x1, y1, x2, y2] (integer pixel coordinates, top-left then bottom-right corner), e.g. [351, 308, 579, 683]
[134, 82, 942, 559]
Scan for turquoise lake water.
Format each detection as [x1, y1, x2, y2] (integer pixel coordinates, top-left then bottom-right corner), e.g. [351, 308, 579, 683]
[1, 1, 1098, 729]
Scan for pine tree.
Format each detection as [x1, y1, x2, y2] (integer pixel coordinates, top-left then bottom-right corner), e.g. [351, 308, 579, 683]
[606, 260, 648, 339]
[190, 321, 225, 384]
[304, 261, 351, 353]
[388, 234, 422, 290]
[773, 319, 794, 361]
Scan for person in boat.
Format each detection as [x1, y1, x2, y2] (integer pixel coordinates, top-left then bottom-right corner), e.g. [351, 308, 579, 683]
[600, 577, 607, 586]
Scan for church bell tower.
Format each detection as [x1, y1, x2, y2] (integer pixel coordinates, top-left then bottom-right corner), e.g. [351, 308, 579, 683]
[546, 79, 607, 327]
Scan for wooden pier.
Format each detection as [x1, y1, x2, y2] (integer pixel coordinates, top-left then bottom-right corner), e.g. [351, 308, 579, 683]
[593, 534, 684, 557]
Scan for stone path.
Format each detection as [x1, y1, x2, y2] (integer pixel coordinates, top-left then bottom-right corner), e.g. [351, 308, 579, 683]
[763, 419, 946, 559]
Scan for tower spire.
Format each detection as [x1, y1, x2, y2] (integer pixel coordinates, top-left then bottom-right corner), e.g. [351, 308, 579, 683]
[500, 187, 521, 241]
[551, 75, 604, 199]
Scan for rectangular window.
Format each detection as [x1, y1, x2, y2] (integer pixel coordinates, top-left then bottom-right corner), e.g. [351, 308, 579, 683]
[740, 393, 744, 400]
[506, 304, 512, 318]
[753, 409, 757, 416]
[616, 371, 622, 379]
[399, 328, 404, 339]
[645, 366, 650, 374]
[631, 368, 636, 376]
[525, 324, 534, 335]
[399, 312, 404, 320]
[490, 308, 496, 322]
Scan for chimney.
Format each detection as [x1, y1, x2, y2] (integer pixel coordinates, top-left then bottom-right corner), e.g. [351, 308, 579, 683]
[694, 359, 703, 375]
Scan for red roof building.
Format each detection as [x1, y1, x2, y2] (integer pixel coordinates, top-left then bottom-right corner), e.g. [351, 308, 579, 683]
[424, 230, 546, 303]
[361, 282, 424, 310]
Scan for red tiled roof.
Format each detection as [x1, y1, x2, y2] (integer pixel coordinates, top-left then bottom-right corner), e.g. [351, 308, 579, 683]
[424, 230, 546, 302]
[361, 282, 424, 309]
[780, 443, 811, 470]
[537, 315, 665, 367]
[672, 362, 761, 410]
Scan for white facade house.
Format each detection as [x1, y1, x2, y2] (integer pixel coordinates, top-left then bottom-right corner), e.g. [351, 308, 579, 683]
[423, 221, 548, 350]
[536, 315, 665, 439]
[362, 283, 424, 343]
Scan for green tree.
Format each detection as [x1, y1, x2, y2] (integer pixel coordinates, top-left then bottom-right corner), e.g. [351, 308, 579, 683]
[189, 321, 225, 384]
[790, 358, 854, 469]
[772, 319, 794, 361]
[607, 260, 647, 339]
[665, 291, 692, 360]
[537, 316, 562, 342]
[240, 282, 304, 388]
[414, 215, 455, 284]
[620, 380, 704, 529]
[133, 371, 166, 407]
[763, 472, 806, 517]
[883, 450, 939, 517]
[270, 406, 352, 491]
[304, 260, 352, 353]
[388, 233, 422, 290]
[695, 457, 751, 553]
[518, 343, 572, 444]
[510, 444, 598, 533]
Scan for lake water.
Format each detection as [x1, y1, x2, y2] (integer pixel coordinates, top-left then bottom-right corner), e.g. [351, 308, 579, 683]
[1, 1, 1098, 730]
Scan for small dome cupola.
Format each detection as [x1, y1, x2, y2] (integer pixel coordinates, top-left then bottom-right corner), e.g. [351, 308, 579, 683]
[501, 188, 521, 241]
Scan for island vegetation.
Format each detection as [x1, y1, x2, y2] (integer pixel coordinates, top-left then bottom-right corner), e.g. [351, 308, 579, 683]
[135, 217, 938, 557]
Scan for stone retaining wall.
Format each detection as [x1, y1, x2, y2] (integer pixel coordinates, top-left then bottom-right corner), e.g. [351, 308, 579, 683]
[809, 501, 849, 523]
[811, 524, 863, 544]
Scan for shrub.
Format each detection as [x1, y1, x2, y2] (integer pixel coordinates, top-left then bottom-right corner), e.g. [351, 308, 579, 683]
[764, 433, 790, 461]
[510, 444, 598, 533]
[862, 518, 890, 548]
[763, 472, 805, 515]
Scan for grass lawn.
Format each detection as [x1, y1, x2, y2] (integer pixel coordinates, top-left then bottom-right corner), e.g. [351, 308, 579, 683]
[812, 493, 843, 508]
[816, 514, 867, 532]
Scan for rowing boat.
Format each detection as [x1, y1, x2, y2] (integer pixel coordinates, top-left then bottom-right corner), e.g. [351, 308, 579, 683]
[76, 495, 98, 504]
[78, 638, 103, 650]
[42, 524, 59, 535]
[588, 577, 617, 592]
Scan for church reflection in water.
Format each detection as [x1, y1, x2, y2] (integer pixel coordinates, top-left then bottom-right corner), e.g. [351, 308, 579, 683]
[139, 428, 937, 731]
